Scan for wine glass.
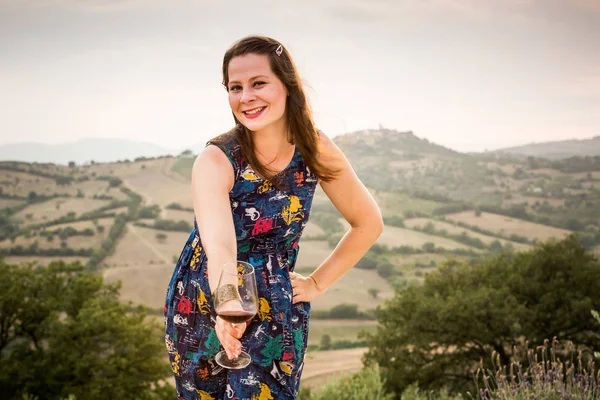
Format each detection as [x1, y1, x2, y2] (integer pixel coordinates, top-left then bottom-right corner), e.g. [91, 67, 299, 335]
[213, 260, 258, 369]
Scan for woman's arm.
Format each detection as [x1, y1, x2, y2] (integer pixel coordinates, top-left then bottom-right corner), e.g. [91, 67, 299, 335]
[291, 132, 384, 304]
[192, 145, 237, 294]
[191, 145, 244, 359]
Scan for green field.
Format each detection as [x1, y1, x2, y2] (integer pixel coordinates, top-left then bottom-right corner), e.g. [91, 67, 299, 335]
[308, 319, 377, 346]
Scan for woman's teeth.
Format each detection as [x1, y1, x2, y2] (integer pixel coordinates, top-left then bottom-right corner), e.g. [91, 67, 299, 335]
[245, 107, 265, 115]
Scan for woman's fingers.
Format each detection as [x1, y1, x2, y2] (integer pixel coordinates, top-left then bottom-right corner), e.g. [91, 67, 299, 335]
[224, 321, 245, 339]
[216, 317, 242, 359]
[290, 271, 321, 304]
[292, 292, 304, 304]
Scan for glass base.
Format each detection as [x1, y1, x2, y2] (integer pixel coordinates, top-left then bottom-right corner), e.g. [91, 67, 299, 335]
[215, 350, 251, 369]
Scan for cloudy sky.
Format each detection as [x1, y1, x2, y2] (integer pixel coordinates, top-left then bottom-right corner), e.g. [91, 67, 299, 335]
[1, 0, 599, 152]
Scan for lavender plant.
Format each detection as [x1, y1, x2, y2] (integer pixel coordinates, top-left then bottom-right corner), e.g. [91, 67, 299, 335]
[473, 338, 599, 400]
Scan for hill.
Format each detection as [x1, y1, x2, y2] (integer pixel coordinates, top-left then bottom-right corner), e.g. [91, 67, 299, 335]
[491, 136, 600, 159]
[0, 138, 174, 165]
[3, 128, 600, 390]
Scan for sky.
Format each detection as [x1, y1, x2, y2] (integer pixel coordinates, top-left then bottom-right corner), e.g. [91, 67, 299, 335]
[0, 0, 599, 153]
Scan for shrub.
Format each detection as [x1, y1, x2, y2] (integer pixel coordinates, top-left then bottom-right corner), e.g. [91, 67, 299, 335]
[356, 254, 378, 270]
[476, 339, 600, 400]
[155, 233, 167, 242]
[329, 303, 361, 319]
[364, 235, 600, 396]
[320, 334, 331, 350]
[376, 262, 395, 278]
[306, 364, 393, 400]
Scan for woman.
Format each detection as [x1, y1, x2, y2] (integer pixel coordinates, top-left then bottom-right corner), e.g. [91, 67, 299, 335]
[164, 35, 383, 400]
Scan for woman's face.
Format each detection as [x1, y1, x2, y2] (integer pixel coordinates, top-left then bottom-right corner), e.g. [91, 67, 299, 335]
[227, 53, 288, 133]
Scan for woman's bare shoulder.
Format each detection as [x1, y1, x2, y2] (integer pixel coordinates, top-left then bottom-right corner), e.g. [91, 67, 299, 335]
[316, 129, 346, 169]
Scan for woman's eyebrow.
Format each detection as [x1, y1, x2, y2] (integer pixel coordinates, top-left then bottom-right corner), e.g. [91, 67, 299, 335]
[228, 75, 269, 84]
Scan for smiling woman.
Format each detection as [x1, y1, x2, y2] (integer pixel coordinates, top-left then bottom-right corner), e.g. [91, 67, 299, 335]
[163, 35, 384, 400]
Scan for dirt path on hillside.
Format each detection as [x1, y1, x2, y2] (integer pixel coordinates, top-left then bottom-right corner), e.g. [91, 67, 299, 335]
[127, 223, 170, 263]
[300, 347, 367, 388]
[122, 158, 187, 219]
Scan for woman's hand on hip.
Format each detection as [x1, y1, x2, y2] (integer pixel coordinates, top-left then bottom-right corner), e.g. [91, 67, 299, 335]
[290, 271, 322, 304]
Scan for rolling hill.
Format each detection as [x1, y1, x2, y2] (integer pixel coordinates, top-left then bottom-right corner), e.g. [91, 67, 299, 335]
[490, 136, 600, 159]
[3, 128, 600, 390]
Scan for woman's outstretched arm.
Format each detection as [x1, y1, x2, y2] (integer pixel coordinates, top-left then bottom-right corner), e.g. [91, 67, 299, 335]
[192, 144, 245, 358]
[291, 132, 384, 304]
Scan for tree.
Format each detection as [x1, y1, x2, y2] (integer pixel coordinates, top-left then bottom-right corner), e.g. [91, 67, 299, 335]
[368, 288, 380, 299]
[0, 259, 175, 399]
[329, 303, 360, 319]
[376, 262, 395, 278]
[356, 254, 378, 270]
[320, 334, 331, 350]
[363, 235, 600, 397]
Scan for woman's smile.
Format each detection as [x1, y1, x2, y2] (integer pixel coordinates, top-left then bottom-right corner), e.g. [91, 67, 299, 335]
[242, 106, 267, 119]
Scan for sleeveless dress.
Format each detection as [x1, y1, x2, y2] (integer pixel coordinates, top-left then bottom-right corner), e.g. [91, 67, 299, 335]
[164, 132, 319, 400]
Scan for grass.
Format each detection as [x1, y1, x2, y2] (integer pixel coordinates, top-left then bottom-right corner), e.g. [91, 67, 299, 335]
[404, 217, 531, 251]
[42, 217, 114, 232]
[104, 223, 188, 268]
[13, 198, 112, 226]
[170, 157, 194, 180]
[446, 210, 571, 242]
[373, 191, 444, 217]
[2, 255, 89, 266]
[376, 225, 479, 251]
[303, 267, 393, 311]
[110, 158, 192, 209]
[103, 224, 189, 309]
[296, 240, 333, 269]
[0, 198, 26, 208]
[303, 221, 326, 238]
[300, 348, 367, 390]
[307, 319, 377, 346]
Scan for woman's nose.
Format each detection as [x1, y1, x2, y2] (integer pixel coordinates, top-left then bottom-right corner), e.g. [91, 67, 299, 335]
[240, 88, 256, 103]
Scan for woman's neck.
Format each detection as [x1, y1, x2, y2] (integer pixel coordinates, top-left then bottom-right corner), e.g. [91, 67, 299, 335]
[252, 124, 294, 169]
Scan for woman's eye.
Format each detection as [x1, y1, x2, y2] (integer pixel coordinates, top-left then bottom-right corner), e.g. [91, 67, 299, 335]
[254, 81, 265, 87]
[230, 85, 241, 91]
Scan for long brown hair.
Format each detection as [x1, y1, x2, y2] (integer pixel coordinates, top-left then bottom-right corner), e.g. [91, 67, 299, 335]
[217, 35, 338, 183]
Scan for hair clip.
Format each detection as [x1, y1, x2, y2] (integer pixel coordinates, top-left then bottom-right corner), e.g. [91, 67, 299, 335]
[275, 44, 283, 56]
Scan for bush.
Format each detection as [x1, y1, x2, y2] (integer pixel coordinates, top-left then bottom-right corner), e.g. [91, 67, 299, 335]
[320, 334, 331, 350]
[155, 233, 167, 242]
[356, 254, 378, 270]
[306, 364, 393, 400]
[364, 235, 600, 396]
[150, 219, 192, 232]
[476, 339, 600, 400]
[401, 383, 462, 400]
[376, 262, 395, 278]
[329, 303, 361, 319]
[136, 204, 161, 219]
[310, 304, 375, 320]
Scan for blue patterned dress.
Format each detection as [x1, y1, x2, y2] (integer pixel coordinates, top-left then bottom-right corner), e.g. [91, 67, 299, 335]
[164, 132, 318, 399]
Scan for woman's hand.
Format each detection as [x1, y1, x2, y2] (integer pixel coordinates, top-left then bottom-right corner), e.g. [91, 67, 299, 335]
[215, 301, 247, 360]
[290, 271, 323, 304]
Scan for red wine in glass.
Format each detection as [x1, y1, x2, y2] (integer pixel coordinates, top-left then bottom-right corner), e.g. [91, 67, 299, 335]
[214, 261, 258, 369]
[217, 310, 256, 324]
